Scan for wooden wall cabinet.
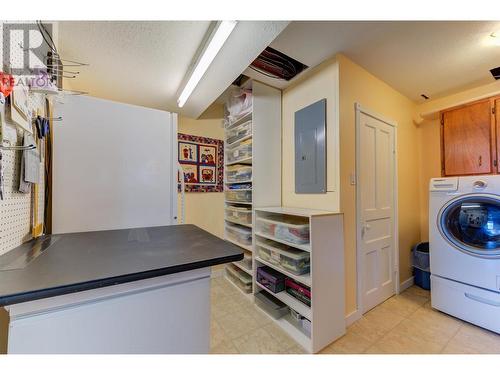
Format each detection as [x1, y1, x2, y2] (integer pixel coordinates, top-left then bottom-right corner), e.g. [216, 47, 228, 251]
[441, 97, 498, 176]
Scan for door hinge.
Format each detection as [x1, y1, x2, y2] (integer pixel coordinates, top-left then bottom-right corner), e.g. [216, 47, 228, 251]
[440, 115, 444, 125]
[493, 107, 496, 115]
[495, 160, 498, 167]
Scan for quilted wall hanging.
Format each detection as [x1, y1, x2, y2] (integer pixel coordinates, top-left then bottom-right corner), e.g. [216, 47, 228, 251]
[178, 133, 224, 192]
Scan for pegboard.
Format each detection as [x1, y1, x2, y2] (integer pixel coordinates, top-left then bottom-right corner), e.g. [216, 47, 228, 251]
[0, 21, 47, 256]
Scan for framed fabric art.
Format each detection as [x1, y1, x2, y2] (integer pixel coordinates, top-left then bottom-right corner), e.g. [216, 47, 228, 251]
[178, 133, 224, 192]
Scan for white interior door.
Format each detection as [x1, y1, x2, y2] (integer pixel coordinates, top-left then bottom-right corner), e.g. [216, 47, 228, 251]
[357, 107, 397, 314]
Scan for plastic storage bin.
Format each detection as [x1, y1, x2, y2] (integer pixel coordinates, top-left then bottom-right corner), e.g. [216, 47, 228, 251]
[285, 279, 311, 307]
[225, 206, 252, 225]
[256, 239, 310, 275]
[226, 264, 252, 294]
[255, 291, 288, 319]
[226, 223, 252, 246]
[226, 120, 252, 145]
[257, 216, 310, 245]
[226, 165, 252, 183]
[226, 139, 252, 163]
[257, 266, 286, 293]
[412, 242, 430, 290]
[225, 190, 252, 203]
[238, 252, 252, 270]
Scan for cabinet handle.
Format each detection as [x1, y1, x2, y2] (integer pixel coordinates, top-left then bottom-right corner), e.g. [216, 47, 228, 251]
[479, 155, 482, 167]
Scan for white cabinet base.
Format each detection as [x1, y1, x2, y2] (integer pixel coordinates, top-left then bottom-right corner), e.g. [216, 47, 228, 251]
[5, 268, 210, 354]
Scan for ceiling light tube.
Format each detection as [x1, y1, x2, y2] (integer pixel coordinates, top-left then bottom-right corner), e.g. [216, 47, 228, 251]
[177, 20, 237, 108]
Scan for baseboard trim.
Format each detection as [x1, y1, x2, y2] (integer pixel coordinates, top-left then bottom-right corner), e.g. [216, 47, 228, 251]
[400, 276, 414, 292]
[345, 309, 362, 326]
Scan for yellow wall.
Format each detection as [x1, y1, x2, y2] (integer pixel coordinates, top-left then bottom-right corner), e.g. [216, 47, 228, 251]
[282, 54, 421, 315]
[178, 115, 225, 239]
[337, 54, 421, 314]
[282, 60, 340, 211]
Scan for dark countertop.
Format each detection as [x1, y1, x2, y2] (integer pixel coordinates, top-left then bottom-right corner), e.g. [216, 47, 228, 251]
[0, 224, 243, 307]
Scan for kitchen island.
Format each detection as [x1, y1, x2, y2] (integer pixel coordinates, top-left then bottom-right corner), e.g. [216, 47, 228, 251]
[0, 225, 243, 354]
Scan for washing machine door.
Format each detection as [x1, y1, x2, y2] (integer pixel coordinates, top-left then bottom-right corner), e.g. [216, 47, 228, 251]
[439, 194, 500, 258]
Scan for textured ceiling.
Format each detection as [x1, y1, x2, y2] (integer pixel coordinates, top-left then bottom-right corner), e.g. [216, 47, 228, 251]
[248, 21, 500, 102]
[58, 21, 288, 117]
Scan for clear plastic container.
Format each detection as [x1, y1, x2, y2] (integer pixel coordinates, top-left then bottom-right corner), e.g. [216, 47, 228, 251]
[226, 139, 252, 163]
[226, 264, 252, 294]
[257, 216, 310, 245]
[226, 120, 252, 145]
[225, 223, 252, 246]
[226, 165, 252, 183]
[225, 190, 252, 203]
[255, 291, 288, 319]
[256, 239, 310, 275]
[225, 205, 252, 225]
[237, 251, 253, 271]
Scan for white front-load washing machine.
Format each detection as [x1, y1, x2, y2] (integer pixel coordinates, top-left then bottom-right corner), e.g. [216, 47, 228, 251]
[429, 175, 500, 333]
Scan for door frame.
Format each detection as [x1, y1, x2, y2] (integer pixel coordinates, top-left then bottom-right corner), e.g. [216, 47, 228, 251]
[355, 103, 400, 316]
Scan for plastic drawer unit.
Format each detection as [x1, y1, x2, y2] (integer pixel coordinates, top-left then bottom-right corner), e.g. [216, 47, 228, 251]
[257, 216, 310, 245]
[225, 205, 252, 225]
[226, 139, 252, 163]
[226, 120, 252, 145]
[226, 264, 252, 294]
[256, 239, 310, 275]
[226, 165, 252, 183]
[225, 190, 252, 203]
[255, 291, 288, 319]
[257, 266, 286, 293]
[225, 223, 252, 246]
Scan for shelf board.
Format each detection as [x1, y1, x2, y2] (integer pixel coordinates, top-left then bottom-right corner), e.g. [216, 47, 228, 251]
[224, 237, 253, 252]
[225, 200, 252, 206]
[225, 179, 252, 185]
[226, 156, 253, 166]
[224, 275, 253, 300]
[225, 218, 252, 228]
[226, 111, 252, 130]
[254, 257, 311, 287]
[226, 134, 252, 147]
[255, 206, 338, 217]
[254, 302, 311, 352]
[255, 281, 311, 320]
[225, 188, 252, 192]
[232, 261, 253, 275]
[254, 232, 311, 252]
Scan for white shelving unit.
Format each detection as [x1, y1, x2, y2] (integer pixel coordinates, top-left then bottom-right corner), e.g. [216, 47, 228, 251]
[253, 207, 345, 353]
[223, 80, 282, 298]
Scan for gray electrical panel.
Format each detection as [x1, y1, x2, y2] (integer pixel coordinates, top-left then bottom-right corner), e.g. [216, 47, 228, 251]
[294, 99, 326, 194]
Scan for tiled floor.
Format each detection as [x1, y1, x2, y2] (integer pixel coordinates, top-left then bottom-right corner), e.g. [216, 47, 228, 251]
[210, 276, 500, 354]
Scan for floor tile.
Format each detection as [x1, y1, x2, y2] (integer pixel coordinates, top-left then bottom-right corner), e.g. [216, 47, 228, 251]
[442, 323, 500, 354]
[320, 331, 372, 354]
[379, 291, 428, 318]
[348, 304, 405, 343]
[232, 327, 288, 354]
[371, 318, 449, 354]
[210, 339, 239, 354]
[263, 322, 298, 350]
[216, 308, 262, 340]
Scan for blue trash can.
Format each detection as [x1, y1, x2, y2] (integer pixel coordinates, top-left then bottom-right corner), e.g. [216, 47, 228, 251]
[412, 242, 430, 290]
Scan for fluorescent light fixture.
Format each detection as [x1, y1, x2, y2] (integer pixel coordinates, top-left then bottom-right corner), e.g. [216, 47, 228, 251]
[177, 21, 237, 108]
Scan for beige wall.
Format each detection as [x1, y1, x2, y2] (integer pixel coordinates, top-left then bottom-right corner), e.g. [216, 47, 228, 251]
[414, 81, 500, 241]
[337, 55, 421, 314]
[178, 115, 225, 239]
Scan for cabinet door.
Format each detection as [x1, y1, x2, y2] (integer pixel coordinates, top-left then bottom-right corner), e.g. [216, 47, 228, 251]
[442, 100, 493, 176]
